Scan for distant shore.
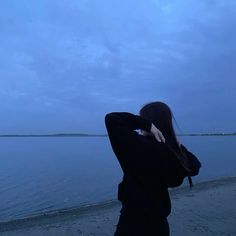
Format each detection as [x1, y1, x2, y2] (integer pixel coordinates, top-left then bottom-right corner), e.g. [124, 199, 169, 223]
[1, 176, 236, 236]
[0, 132, 236, 137]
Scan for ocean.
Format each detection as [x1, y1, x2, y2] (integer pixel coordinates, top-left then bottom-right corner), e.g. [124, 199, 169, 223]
[0, 135, 235, 223]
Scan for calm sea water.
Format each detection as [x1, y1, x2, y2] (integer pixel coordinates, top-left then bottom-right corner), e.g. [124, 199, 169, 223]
[0, 136, 235, 223]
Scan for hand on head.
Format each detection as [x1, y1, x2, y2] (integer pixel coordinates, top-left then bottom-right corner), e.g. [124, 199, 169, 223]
[150, 123, 166, 143]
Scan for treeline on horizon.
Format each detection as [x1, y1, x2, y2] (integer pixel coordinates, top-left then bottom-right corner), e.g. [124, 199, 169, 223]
[0, 132, 236, 137]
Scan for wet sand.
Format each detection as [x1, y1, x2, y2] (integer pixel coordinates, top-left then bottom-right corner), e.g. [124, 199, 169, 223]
[1, 176, 236, 236]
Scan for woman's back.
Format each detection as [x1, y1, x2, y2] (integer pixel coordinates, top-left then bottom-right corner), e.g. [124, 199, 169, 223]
[105, 102, 197, 236]
[105, 112, 184, 218]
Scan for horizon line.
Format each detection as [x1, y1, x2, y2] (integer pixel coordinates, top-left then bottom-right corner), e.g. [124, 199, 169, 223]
[0, 132, 236, 137]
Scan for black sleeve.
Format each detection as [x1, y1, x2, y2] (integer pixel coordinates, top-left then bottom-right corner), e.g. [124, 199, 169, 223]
[179, 144, 202, 175]
[105, 112, 152, 172]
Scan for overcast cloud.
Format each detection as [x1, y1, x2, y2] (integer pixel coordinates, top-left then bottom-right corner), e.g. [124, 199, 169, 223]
[0, 0, 235, 134]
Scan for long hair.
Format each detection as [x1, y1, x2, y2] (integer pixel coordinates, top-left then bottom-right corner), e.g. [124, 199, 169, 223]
[139, 101, 181, 154]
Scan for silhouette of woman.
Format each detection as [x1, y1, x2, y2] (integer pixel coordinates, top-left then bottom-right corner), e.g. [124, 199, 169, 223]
[105, 101, 186, 236]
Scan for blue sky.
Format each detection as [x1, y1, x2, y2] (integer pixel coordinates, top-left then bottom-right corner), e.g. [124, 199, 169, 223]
[0, 0, 235, 134]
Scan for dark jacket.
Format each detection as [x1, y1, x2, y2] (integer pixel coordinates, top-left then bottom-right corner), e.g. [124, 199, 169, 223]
[105, 112, 185, 218]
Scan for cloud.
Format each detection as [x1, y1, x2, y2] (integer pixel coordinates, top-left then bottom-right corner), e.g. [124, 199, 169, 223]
[0, 0, 236, 132]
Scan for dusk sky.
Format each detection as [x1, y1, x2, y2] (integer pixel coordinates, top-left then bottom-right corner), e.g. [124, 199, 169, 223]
[0, 0, 235, 134]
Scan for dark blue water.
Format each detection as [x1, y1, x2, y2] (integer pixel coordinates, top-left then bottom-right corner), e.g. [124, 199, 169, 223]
[0, 136, 235, 222]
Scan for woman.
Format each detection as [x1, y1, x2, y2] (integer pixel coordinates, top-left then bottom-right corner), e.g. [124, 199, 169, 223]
[105, 101, 188, 236]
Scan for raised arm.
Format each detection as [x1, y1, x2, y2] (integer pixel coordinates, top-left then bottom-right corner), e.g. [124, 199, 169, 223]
[105, 112, 152, 135]
[105, 112, 154, 172]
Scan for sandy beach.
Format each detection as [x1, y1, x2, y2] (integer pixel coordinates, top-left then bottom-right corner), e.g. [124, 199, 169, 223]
[0, 176, 236, 236]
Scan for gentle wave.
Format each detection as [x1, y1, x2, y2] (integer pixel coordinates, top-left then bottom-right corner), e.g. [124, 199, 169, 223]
[1, 176, 236, 232]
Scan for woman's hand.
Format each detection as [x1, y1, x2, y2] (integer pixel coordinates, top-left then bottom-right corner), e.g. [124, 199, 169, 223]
[150, 123, 166, 143]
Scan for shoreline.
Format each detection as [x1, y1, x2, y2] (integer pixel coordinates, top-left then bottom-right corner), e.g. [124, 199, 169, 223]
[1, 176, 236, 235]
